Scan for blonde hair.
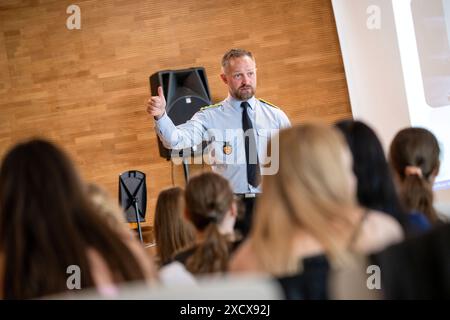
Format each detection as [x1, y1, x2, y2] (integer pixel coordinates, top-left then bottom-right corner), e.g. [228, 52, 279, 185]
[250, 123, 358, 276]
[86, 183, 126, 227]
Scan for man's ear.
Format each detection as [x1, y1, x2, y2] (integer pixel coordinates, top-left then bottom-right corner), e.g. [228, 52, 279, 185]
[220, 73, 228, 85]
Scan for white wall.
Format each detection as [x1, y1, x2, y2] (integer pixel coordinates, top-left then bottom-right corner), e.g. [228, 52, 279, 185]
[332, 0, 410, 148]
[332, 0, 450, 212]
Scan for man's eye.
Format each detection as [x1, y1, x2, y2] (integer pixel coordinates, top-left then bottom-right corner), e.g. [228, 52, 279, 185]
[233, 74, 242, 79]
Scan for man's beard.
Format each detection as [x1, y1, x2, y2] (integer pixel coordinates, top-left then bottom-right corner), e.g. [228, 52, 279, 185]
[232, 85, 255, 100]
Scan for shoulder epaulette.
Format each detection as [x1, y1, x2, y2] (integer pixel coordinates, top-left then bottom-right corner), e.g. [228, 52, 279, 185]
[258, 98, 280, 109]
[200, 103, 222, 111]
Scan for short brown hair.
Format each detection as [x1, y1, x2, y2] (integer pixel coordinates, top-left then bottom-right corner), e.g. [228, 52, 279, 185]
[221, 48, 254, 69]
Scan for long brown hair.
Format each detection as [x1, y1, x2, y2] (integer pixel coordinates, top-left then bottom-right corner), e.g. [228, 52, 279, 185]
[251, 123, 358, 276]
[0, 139, 148, 299]
[154, 187, 195, 265]
[184, 172, 234, 275]
[389, 127, 440, 223]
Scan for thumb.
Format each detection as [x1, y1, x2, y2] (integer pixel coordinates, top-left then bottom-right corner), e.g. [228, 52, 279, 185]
[157, 86, 165, 99]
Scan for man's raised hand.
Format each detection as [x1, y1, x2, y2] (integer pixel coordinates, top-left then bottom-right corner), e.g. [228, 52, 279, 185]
[146, 86, 166, 120]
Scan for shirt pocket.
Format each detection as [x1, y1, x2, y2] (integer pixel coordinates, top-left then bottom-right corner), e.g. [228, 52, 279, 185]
[204, 138, 241, 166]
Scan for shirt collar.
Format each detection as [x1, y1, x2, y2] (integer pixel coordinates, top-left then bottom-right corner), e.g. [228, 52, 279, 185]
[226, 94, 257, 111]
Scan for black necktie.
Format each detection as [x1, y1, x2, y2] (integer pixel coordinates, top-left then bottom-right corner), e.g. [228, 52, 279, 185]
[241, 101, 261, 188]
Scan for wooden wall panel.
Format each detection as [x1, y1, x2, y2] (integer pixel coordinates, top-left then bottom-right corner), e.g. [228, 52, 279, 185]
[0, 0, 351, 230]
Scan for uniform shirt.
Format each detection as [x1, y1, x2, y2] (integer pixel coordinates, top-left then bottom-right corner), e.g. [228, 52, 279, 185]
[154, 95, 291, 193]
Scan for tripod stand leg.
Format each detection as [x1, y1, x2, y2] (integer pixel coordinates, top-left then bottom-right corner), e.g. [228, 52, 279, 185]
[182, 157, 190, 183]
[134, 200, 143, 243]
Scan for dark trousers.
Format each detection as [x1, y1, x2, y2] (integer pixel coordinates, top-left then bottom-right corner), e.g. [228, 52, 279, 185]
[234, 195, 258, 239]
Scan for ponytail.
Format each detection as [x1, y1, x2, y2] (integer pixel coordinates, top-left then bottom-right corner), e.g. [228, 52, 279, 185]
[389, 127, 441, 225]
[185, 223, 230, 275]
[401, 175, 439, 223]
[184, 172, 235, 274]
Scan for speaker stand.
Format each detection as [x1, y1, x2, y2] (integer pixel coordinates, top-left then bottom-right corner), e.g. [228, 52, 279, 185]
[133, 198, 144, 243]
[182, 157, 190, 183]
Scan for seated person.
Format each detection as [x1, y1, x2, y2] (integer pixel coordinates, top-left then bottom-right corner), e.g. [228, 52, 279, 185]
[371, 222, 450, 299]
[172, 172, 241, 275]
[0, 139, 156, 299]
[154, 187, 195, 266]
[335, 120, 408, 233]
[389, 127, 446, 232]
[230, 123, 403, 299]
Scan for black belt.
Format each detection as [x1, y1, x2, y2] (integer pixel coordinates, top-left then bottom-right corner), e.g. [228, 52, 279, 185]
[234, 193, 259, 199]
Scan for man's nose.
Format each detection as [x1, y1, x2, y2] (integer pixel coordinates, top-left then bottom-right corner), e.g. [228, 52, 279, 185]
[242, 74, 250, 84]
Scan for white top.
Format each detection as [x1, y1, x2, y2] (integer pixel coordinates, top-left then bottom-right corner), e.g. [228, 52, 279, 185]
[158, 261, 197, 287]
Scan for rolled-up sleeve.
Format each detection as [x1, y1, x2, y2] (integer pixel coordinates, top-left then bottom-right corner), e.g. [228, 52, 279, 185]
[154, 111, 207, 150]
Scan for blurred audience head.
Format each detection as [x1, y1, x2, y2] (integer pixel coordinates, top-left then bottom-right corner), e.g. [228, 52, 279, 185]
[335, 120, 406, 227]
[184, 172, 237, 274]
[389, 127, 441, 223]
[154, 187, 195, 266]
[252, 123, 358, 275]
[0, 139, 152, 299]
[86, 182, 126, 226]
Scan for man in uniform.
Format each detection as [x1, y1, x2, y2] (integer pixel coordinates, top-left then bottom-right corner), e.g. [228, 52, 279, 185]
[146, 48, 291, 237]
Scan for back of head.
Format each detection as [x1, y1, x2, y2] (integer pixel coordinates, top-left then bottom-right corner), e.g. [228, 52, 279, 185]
[335, 120, 406, 225]
[0, 139, 86, 245]
[184, 172, 235, 274]
[0, 139, 148, 298]
[253, 123, 357, 275]
[389, 127, 440, 223]
[87, 182, 127, 225]
[154, 187, 195, 266]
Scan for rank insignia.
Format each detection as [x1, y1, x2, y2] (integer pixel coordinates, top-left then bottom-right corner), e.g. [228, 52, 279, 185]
[223, 142, 232, 155]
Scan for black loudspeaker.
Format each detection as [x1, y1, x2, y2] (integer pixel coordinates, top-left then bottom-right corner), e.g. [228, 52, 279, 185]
[150, 67, 212, 159]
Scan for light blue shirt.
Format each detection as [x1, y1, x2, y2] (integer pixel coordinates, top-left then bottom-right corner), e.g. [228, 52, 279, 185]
[154, 95, 291, 193]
